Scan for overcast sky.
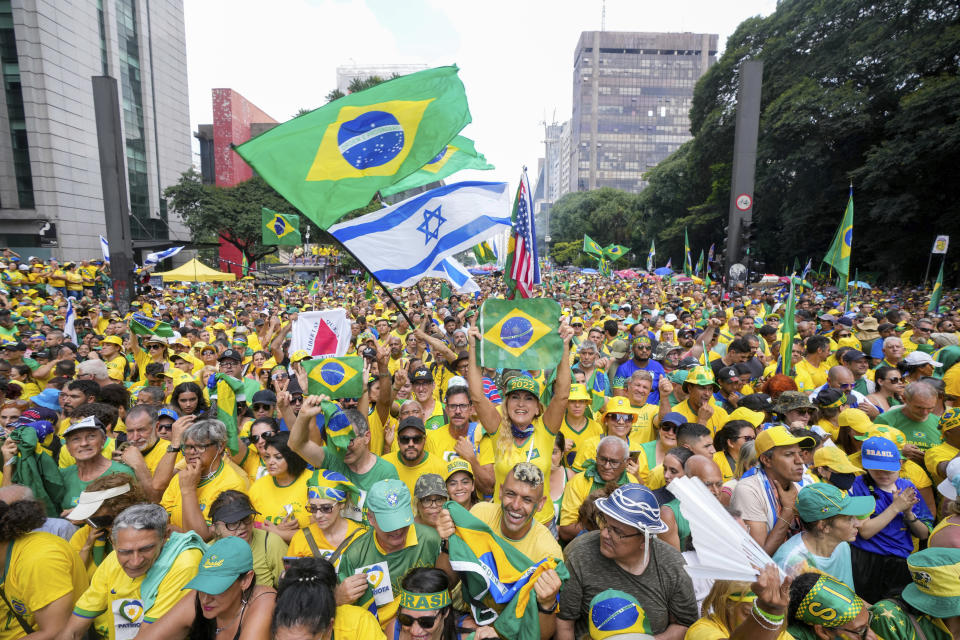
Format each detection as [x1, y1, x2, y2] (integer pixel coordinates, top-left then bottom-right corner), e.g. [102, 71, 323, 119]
[184, 0, 777, 187]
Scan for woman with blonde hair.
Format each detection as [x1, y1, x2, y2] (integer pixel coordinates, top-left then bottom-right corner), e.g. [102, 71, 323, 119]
[685, 566, 793, 639]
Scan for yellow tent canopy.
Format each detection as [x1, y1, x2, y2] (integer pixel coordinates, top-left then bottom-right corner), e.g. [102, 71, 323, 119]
[156, 258, 236, 282]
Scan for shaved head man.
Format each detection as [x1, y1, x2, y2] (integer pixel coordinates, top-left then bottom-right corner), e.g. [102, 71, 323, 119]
[684, 454, 724, 501]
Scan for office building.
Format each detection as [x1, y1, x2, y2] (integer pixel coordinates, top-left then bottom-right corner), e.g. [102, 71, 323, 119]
[570, 31, 718, 193]
[0, 0, 192, 260]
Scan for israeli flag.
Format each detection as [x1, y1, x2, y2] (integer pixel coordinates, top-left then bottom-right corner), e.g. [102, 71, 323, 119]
[99, 235, 110, 264]
[430, 257, 479, 294]
[329, 181, 511, 288]
[144, 245, 184, 267]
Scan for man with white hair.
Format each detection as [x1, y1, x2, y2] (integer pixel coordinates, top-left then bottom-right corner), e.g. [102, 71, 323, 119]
[77, 359, 112, 387]
[558, 436, 637, 541]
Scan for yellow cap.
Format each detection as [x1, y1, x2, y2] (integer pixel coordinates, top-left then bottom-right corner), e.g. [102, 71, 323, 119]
[838, 408, 873, 434]
[726, 407, 764, 428]
[568, 384, 592, 402]
[813, 446, 862, 474]
[755, 425, 816, 455]
[600, 396, 641, 420]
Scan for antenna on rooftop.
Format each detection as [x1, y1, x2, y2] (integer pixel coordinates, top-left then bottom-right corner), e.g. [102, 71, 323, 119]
[601, 0, 606, 31]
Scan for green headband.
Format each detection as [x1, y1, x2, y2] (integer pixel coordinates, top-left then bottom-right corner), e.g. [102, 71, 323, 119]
[399, 589, 451, 611]
[795, 575, 864, 628]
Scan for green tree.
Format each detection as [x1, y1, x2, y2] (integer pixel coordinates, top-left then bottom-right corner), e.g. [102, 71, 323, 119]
[324, 74, 398, 104]
[549, 188, 644, 265]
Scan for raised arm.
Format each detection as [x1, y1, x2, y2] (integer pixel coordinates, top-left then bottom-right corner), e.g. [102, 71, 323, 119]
[542, 325, 574, 434]
[466, 326, 502, 435]
[415, 323, 457, 364]
[286, 395, 327, 467]
[374, 345, 394, 424]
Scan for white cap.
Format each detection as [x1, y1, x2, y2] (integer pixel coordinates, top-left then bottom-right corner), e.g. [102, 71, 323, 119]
[65, 483, 131, 521]
[664, 313, 678, 323]
[18, 264, 28, 271]
[446, 375, 468, 391]
[903, 351, 943, 368]
[937, 458, 960, 500]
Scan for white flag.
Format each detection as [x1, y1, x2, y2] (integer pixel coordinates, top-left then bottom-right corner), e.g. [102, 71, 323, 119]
[64, 298, 78, 345]
[932, 235, 950, 255]
[99, 235, 110, 264]
[289, 309, 351, 358]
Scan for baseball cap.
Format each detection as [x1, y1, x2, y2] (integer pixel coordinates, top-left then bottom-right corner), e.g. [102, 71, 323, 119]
[101, 335, 123, 347]
[860, 436, 902, 471]
[218, 349, 242, 362]
[588, 589, 654, 640]
[62, 415, 105, 437]
[716, 366, 740, 383]
[251, 389, 277, 406]
[289, 350, 310, 363]
[937, 458, 960, 500]
[793, 575, 868, 629]
[366, 479, 414, 532]
[158, 407, 179, 422]
[813, 445, 862, 474]
[182, 537, 253, 596]
[726, 407, 764, 428]
[840, 349, 866, 362]
[503, 375, 541, 398]
[397, 416, 426, 434]
[65, 483, 132, 521]
[660, 412, 686, 429]
[754, 426, 816, 455]
[796, 483, 875, 522]
[444, 457, 473, 481]
[414, 474, 448, 500]
[608, 339, 629, 359]
[411, 367, 433, 383]
[903, 351, 943, 368]
[209, 499, 258, 524]
[837, 408, 873, 434]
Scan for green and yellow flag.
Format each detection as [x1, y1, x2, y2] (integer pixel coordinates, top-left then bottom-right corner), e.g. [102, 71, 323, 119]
[364, 273, 375, 300]
[235, 66, 472, 230]
[473, 240, 497, 265]
[478, 299, 562, 370]
[598, 256, 611, 277]
[210, 373, 244, 455]
[683, 228, 693, 277]
[777, 279, 799, 376]
[823, 187, 854, 279]
[583, 234, 603, 257]
[308, 278, 321, 295]
[380, 135, 493, 197]
[302, 356, 364, 399]
[695, 249, 704, 276]
[929, 262, 944, 312]
[603, 243, 629, 262]
[261, 208, 302, 245]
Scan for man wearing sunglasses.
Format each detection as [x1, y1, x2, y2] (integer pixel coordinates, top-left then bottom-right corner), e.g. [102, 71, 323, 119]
[613, 336, 666, 404]
[383, 416, 447, 497]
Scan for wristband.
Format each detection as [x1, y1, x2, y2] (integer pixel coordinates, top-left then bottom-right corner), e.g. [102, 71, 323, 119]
[753, 602, 785, 622]
[537, 599, 558, 614]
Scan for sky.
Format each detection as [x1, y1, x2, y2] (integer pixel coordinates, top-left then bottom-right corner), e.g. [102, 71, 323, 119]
[184, 0, 778, 188]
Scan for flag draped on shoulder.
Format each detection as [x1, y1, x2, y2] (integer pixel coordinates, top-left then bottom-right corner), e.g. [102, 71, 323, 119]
[504, 168, 539, 298]
[303, 357, 364, 399]
[445, 501, 568, 640]
[210, 373, 244, 455]
[381, 135, 493, 197]
[582, 234, 603, 257]
[478, 299, 562, 370]
[328, 181, 511, 289]
[823, 187, 854, 279]
[233, 66, 472, 230]
[130, 313, 175, 337]
[262, 208, 302, 245]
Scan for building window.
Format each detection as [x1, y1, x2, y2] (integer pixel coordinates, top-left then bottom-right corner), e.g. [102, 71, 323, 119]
[0, 0, 35, 209]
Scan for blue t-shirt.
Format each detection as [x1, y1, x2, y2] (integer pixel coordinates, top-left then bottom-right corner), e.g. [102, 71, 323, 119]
[772, 532, 855, 590]
[614, 359, 665, 404]
[849, 476, 933, 558]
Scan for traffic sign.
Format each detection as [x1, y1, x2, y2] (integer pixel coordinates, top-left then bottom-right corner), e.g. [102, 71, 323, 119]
[735, 193, 752, 211]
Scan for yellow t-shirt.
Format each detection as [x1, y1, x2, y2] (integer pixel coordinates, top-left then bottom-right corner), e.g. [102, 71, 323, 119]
[367, 409, 394, 458]
[333, 604, 386, 640]
[685, 615, 793, 640]
[924, 442, 959, 485]
[794, 358, 829, 392]
[559, 416, 603, 465]
[0, 532, 88, 640]
[382, 451, 448, 497]
[423, 424, 487, 463]
[943, 365, 960, 399]
[73, 544, 203, 639]
[104, 355, 128, 382]
[630, 403, 660, 444]
[670, 398, 729, 435]
[141, 440, 168, 475]
[248, 470, 313, 529]
[159, 459, 249, 528]
[286, 519, 366, 567]
[491, 420, 557, 525]
[470, 501, 562, 562]
[558, 470, 640, 527]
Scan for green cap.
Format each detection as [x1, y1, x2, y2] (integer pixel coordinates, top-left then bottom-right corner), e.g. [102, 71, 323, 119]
[182, 537, 253, 595]
[503, 375, 541, 398]
[794, 575, 865, 628]
[796, 483, 875, 522]
[902, 547, 960, 618]
[366, 479, 414, 532]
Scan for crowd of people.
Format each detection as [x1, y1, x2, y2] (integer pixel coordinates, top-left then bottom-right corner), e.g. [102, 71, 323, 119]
[1, 250, 959, 640]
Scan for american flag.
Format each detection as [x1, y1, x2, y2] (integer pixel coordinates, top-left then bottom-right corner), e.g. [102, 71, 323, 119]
[505, 168, 539, 298]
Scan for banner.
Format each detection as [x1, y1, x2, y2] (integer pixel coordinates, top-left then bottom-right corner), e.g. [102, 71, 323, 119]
[289, 309, 351, 357]
[933, 235, 950, 255]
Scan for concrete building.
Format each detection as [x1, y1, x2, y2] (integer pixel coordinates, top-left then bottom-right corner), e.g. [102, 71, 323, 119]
[335, 63, 427, 93]
[0, 0, 192, 260]
[571, 31, 717, 193]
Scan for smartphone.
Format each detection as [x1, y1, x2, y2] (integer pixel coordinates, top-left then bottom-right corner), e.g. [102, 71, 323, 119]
[629, 451, 641, 463]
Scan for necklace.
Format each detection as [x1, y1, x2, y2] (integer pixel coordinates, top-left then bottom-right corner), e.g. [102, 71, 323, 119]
[215, 597, 248, 635]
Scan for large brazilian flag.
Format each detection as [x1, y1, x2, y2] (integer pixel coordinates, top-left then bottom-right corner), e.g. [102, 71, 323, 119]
[478, 299, 562, 371]
[234, 66, 472, 230]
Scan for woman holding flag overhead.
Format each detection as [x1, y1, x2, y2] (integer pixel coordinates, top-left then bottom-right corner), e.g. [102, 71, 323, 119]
[465, 322, 574, 534]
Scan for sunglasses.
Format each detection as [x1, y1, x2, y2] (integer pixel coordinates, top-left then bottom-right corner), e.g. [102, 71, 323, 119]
[249, 432, 275, 443]
[607, 413, 635, 423]
[660, 422, 679, 432]
[305, 503, 336, 514]
[252, 403, 274, 412]
[885, 376, 903, 383]
[147, 344, 165, 350]
[156, 422, 173, 432]
[398, 435, 425, 445]
[398, 613, 440, 630]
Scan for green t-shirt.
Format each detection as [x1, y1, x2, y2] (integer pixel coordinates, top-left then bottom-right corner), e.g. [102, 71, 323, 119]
[874, 406, 942, 450]
[321, 446, 399, 523]
[870, 599, 953, 640]
[336, 523, 441, 623]
[60, 461, 135, 511]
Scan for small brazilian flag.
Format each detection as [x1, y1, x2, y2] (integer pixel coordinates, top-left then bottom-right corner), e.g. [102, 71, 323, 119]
[478, 299, 562, 371]
[603, 243, 629, 262]
[308, 278, 321, 295]
[130, 313, 174, 337]
[261, 208, 302, 245]
[364, 273, 375, 300]
[473, 240, 497, 265]
[235, 66, 471, 230]
[380, 135, 493, 197]
[583, 234, 603, 257]
[302, 356, 364, 399]
[929, 262, 944, 312]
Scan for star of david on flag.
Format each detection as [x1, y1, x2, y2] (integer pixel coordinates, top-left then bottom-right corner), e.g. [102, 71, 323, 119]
[417, 206, 447, 243]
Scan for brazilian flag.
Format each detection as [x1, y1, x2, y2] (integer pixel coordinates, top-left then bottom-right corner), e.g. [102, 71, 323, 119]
[478, 299, 562, 371]
[130, 313, 174, 338]
[364, 273, 375, 300]
[308, 278, 321, 295]
[473, 240, 497, 265]
[210, 373, 244, 455]
[234, 66, 472, 230]
[929, 262, 944, 312]
[381, 135, 493, 197]
[303, 356, 364, 399]
[261, 208, 302, 245]
[603, 243, 629, 262]
[583, 234, 603, 257]
[597, 256, 611, 277]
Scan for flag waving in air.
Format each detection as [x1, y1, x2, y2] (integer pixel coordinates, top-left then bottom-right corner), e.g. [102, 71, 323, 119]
[381, 135, 493, 197]
[683, 228, 693, 277]
[130, 313, 175, 338]
[302, 357, 364, 399]
[695, 249, 704, 276]
[262, 208, 302, 245]
[929, 262, 944, 312]
[647, 239, 656, 272]
[479, 299, 562, 370]
[234, 66, 471, 230]
[582, 234, 603, 257]
[603, 243, 629, 262]
[473, 240, 497, 264]
[823, 186, 854, 279]
[504, 168, 540, 298]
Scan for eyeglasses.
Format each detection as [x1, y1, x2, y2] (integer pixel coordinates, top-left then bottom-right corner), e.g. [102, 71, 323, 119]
[596, 514, 642, 540]
[838, 383, 855, 390]
[305, 503, 336, 514]
[398, 435, 425, 445]
[182, 442, 215, 455]
[885, 376, 903, 383]
[147, 344, 164, 350]
[835, 612, 873, 640]
[398, 613, 440, 630]
[596, 455, 625, 468]
[249, 432, 275, 443]
[607, 413, 635, 423]
[447, 403, 471, 412]
[252, 403, 274, 412]
[419, 496, 445, 508]
[220, 515, 254, 531]
[915, 327, 932, 333]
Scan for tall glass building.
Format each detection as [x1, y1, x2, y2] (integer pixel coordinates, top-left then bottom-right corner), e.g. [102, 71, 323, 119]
[0, 0, 190, 260]
[570, 31, 718, 193]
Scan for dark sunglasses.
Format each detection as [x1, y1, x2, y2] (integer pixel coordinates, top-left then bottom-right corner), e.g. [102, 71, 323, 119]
[398, 613, 440, 629]
[660, 422, 679, 432]
[252, 403, 274, 412]
[290, 395, 304, 403]
[147, 344, 164, 350]
[607, 413, 635, 423]
[305, 504, 336, 514]
[885, 376, 903, 383]
[250, 431, 275, 443]
[398, 435, 425, 445]
[156, 422, 174, 431]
